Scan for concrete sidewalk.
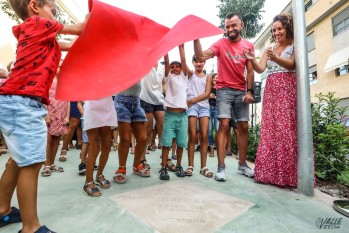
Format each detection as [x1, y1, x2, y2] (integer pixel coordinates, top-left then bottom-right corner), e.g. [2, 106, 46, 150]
[0, 144, 348, 233]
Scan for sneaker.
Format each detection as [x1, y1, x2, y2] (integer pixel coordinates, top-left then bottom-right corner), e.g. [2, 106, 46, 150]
[237, 162, 254, 178]
[171, 154, 177, 160]
[214, 165, 226, 182]
[195, 145, 200, 152]
[226, 150, 233, 156]
[159, 167, 170, 180]
[78, 163, 86, 174]
[175, 165, 185, 177]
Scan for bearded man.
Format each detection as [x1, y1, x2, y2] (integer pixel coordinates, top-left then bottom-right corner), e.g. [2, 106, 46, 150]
[194, 12, 255, 182]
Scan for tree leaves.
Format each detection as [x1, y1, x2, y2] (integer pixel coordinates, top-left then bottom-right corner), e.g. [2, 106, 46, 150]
[217, 0, 265, 39]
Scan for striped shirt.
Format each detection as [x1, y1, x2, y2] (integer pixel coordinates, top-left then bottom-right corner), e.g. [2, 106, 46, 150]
[187, 73, 209, 108]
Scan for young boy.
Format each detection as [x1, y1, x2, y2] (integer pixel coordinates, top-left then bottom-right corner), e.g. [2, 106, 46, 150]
[0, 0, 86, 232]
[159, 44, 189, 180]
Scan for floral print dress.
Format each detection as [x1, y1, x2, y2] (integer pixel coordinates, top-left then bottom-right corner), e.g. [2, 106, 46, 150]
[254, 45, 298, 187]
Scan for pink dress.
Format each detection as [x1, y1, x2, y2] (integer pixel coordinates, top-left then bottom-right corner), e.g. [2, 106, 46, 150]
[254, 45, 298, 187]
[47, 80, 68, 136]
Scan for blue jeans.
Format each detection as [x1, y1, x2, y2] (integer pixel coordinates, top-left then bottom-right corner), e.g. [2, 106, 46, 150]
[0, 95, 47, 167]
[208, 106, 219, 146]
[114, 95, 147, 123]
[216, 87, 249, 121]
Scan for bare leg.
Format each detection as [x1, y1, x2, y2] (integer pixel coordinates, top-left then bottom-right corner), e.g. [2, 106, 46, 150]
[16, 163, 43, 233]
[80, 142, 89, 163]
[199, 117, 209, 168]
[96, 127, 112, 178]
[0, 158, 20, 216]
[187, 116, 197, 167]
[84, 128, 101, 196]
[75, 124, 83, 148]
[118, 122, 132, 167]
[216, 118, 230, 166]
[142, 112, 154, 160]
[154, 111, 164, 148]
[112, 128, 119, 150]
[161, 147, 170, 167]
[48, 136, 61, 166]
[131, 122, 147, 167]
[237, 121, 249, 165]
[61, 117, 80, 152]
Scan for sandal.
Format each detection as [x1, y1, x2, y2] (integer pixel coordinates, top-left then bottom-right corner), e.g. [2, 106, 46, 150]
[50, 164, 64, 173]
[175, 165, 185, 177]
[133, 163, 151, 177]
[166, 159, 176, 172]
[147, 146, 156, 151]
[0, 147, 7, 155]
[59, 150, 67, 162]
[41, 166, 51, 177]
[83, 182, 101, 197]
[140, 159, 151, 169]
[185, 166, 194, 176]
[95, 175, 110, 189]
[150, 141, 157, 150]
[0, 207, 21, 227]
[113, 167, 127, 184]
[200, 167, 213, 178]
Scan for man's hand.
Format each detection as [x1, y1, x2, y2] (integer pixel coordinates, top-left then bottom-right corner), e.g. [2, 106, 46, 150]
[243, 92, 254, 103]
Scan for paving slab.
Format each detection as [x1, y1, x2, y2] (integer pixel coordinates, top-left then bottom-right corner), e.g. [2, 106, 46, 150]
[0, 143, 348, 233]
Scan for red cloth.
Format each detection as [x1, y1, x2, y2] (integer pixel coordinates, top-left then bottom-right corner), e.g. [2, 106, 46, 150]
[0, 16, 63, 104]
[56, 0, 223, 101]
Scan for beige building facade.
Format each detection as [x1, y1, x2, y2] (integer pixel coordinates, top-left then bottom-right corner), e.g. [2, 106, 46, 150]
[253, 0, 349, 123]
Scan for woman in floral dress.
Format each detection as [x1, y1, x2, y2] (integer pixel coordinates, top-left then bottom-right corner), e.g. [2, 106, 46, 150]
[244, 13, 297, 187]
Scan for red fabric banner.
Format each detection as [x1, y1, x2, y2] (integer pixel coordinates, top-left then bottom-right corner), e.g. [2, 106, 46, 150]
[56, 0, 223, 100]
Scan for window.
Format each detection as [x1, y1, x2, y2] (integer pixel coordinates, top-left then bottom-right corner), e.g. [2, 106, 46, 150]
[307, 32, 315, 52]
[305, 0, 313, 12]
[309, 65, 318, 85]
[335, 65, 349, 76]
[333, 6, 349, 36]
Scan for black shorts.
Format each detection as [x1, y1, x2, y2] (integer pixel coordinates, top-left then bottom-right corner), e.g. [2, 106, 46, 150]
[140, 99, 164, 113]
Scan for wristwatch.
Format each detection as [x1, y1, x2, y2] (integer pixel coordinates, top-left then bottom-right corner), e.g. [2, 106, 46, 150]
[247, 88, 253, 94]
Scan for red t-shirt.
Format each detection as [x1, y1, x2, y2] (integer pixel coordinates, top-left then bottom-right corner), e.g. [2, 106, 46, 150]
[210, 38, 254, 91]
[0, 16, 64, 104]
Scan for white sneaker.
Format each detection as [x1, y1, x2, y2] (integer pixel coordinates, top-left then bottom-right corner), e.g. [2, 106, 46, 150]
[214, 165, 226, 182]
[237, 163, 254, 178]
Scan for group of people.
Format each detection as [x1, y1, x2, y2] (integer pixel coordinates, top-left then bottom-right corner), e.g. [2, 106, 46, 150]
[0, 0, 298, 232]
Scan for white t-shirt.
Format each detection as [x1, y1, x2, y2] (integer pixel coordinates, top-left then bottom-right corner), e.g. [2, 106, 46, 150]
[163, 71, 188, 109]
[140, 65, 164, 105]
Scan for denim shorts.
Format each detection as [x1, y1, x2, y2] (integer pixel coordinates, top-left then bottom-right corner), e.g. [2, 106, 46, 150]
[140, 99, 164, 113]
[114, 95, 147, 123]
[80, 118, 89, 143]
[162, 110, 188, 148]
[186, 103, 210, 118]
[0, 95, 47, 167]
[216, 87, 249, 121]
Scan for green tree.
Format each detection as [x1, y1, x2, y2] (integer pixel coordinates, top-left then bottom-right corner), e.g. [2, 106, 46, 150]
[217, 0, 265, 39]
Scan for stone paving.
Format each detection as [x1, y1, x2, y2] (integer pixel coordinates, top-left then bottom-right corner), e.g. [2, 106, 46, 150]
[0, 143, 348, 233]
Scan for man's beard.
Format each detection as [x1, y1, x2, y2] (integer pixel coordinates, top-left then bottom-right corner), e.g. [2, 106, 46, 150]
[228, 30, 241, 41]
